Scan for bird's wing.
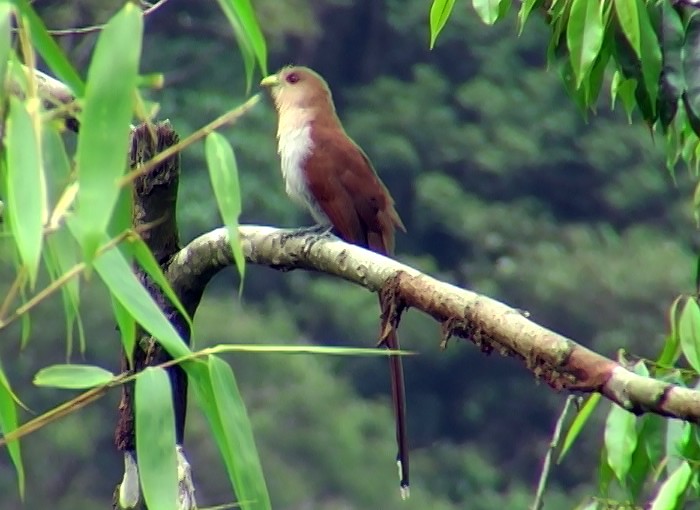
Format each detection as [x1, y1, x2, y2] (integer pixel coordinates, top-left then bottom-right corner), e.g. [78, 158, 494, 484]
[306, 125, 405, 254]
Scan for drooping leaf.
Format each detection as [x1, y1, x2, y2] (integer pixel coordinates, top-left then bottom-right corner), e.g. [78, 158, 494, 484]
[604, 403, 638, 483]
[657, 296, 684, 368]
[90, 241, 190, 360]
[33, 364, 115, 389]
[517, 0, 541, 34]
[613, 29, 655, 123]
[204, 133, 246, 286]
[679, 298, 700, 372]
[215, 0, 268, 90]
[110, 294, 135, 368]
[614, 0, 640, 59]
[636, 0, 661, 116]
[567, 0, 604, 88]
[207, 356, 271, 510]
[559, 393, 600, 462]
[135, 367, 178, 510]
[11, 0, 84, 96]
[649, 462, 692, 510]
[665, 418, 686, 475]
[75, 3, 142, 259]
[473, 0, 500, 26]
[658, 1, 685, 131]
[5, 96, 47, 286]
[429, 0, 456, 48]
[0, 357, 24, 498]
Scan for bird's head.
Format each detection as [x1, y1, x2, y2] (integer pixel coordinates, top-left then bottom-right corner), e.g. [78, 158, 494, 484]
[260, 66, 335, 119]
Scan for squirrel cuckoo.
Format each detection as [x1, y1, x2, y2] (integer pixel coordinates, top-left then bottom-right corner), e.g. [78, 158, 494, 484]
[261, 66, 410, 497]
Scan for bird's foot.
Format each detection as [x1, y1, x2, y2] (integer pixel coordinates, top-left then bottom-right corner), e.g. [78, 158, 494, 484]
[280, 224, 334, 245]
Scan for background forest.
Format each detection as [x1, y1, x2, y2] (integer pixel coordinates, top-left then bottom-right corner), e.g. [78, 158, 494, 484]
[0, 0, 692, 508]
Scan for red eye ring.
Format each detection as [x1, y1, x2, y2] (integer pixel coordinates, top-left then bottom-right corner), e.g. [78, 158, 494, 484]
[286, 72, 300, 84]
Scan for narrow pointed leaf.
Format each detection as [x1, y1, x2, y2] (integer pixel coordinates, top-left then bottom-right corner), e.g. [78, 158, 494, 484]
[110, 294, 136, 368]
[5, 96, 47, 285]
[91, 243, 190, 360]
[679, 298, 700, 372]
[518, 0, 542, 34]
[0, 358, 24, 499]
[75, 4, 142, 258]
[135, 367, 178, 510]
[205, 133, 246, 285]
[559, 393, 600, 462]
[208, 356, 271, 510]
[34, 364, 114, 389]
[636, 0, 661, 114]
[614, 0, 640, 59]
[658, 1, 685, 130]
[473, 0, 499, 26]
[215, 0, 264, 90]
[567, 0, 604, 88]
[12, 0, 84, 96]
[649, 462, 692, 510]
[429, 0, 456, 48]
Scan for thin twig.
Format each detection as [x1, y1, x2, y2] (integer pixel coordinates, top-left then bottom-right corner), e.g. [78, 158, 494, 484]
[117, 94, 261, 187]
[41, 0, 172, 37]
[531, 395, 576, 510]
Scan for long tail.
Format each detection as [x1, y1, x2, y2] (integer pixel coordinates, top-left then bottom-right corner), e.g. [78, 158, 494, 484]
[381, 313, 409, 498]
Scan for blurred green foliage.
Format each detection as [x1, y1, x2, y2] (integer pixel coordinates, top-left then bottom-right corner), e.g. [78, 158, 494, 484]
[0, 0, 695, 509]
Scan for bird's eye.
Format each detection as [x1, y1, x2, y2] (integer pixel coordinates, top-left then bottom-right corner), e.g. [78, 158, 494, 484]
[286, 73, 300, 84]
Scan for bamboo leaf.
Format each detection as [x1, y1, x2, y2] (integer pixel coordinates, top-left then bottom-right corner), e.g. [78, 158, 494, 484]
[0, 358, 24, 499]
[34, 364, 115, 389]
[558, 393, 600, 462]
[429, 0, 456, 48]
[75, 4, 142, 259]
[135, 367, 178, 510]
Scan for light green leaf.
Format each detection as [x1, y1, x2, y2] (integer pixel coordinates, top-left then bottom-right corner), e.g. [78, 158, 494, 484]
[205, 133, 246, 286]
[649, 462, 692, 510]
[75, 3, 142, 259]
[567, 0, 604, 88]
[110, 294, 136, 368]
[614, 0, 640, 59]
[473, 0, 500, 25]
[0, 3, 12, 89]
[135, 367, 178, 510]
[429, 0, 456, 49]
[517, 0, 541, 34]
[679, 298, 700, 372]
[657, 296, 683, 367]
[604, 403, 638, 483]
[559, 393, 600, 462]
[34, 364, 115, 389]
[125, 235, 192, 327]
[215, 0, 268, 90]
[208, 356, 271, 510]
[0, 357, 24, 499]
[636, 0, 661, 114]
[91, 242, 190, 360]
[5, 96, 47, 286]
[12, 0, 84, 96]
[665, 419, 686, 475]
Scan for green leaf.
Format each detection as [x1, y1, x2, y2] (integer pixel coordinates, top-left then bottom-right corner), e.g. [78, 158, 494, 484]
[110, 294, 136, 368]
[135, 367, 178, 510]
[679, 298, 700, 372]
[517, 0, 541, 34]
[5, 96, 47, 286]
[665, 418, 686, 475]
[658, 1, 685, 131]
[0, 357, 24, 499]
[473, 0, 500, 25]
[636, 0, 661, 115]
[429, 0, 456, 48]
[584, 42, 611, 105]
[125, 235, 193, 327]
[205, 133, 246, 286]
[90, 241, 190, 360]
[207, 356, 271, 510]
[604, 403, 638, 483]
[559, 393, 600, 462]
[614, 0, 640, 59]
[215, 0, 268, 90]
[75, 3, 142, 259]
[649, 462, 692, 510]
[0, 3, 12, 89]
[12, 0, 84, 96]
[567, 0, 604, 88]
[657, 296, 684, 367]
[683, 14, 700, 137]
[33, 364, 115, 389]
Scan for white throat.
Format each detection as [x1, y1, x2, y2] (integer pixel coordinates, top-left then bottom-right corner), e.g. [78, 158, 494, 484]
[277, 125, 330, 225]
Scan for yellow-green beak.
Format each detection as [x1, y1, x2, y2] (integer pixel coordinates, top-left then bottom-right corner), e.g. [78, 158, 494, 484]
[260, 74, 279, 88]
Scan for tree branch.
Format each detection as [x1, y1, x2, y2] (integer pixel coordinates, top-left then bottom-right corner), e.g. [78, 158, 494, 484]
[168, 225, 700, 423]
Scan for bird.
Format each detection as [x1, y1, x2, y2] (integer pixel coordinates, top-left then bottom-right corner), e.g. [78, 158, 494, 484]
[261, 65, 410, 498]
